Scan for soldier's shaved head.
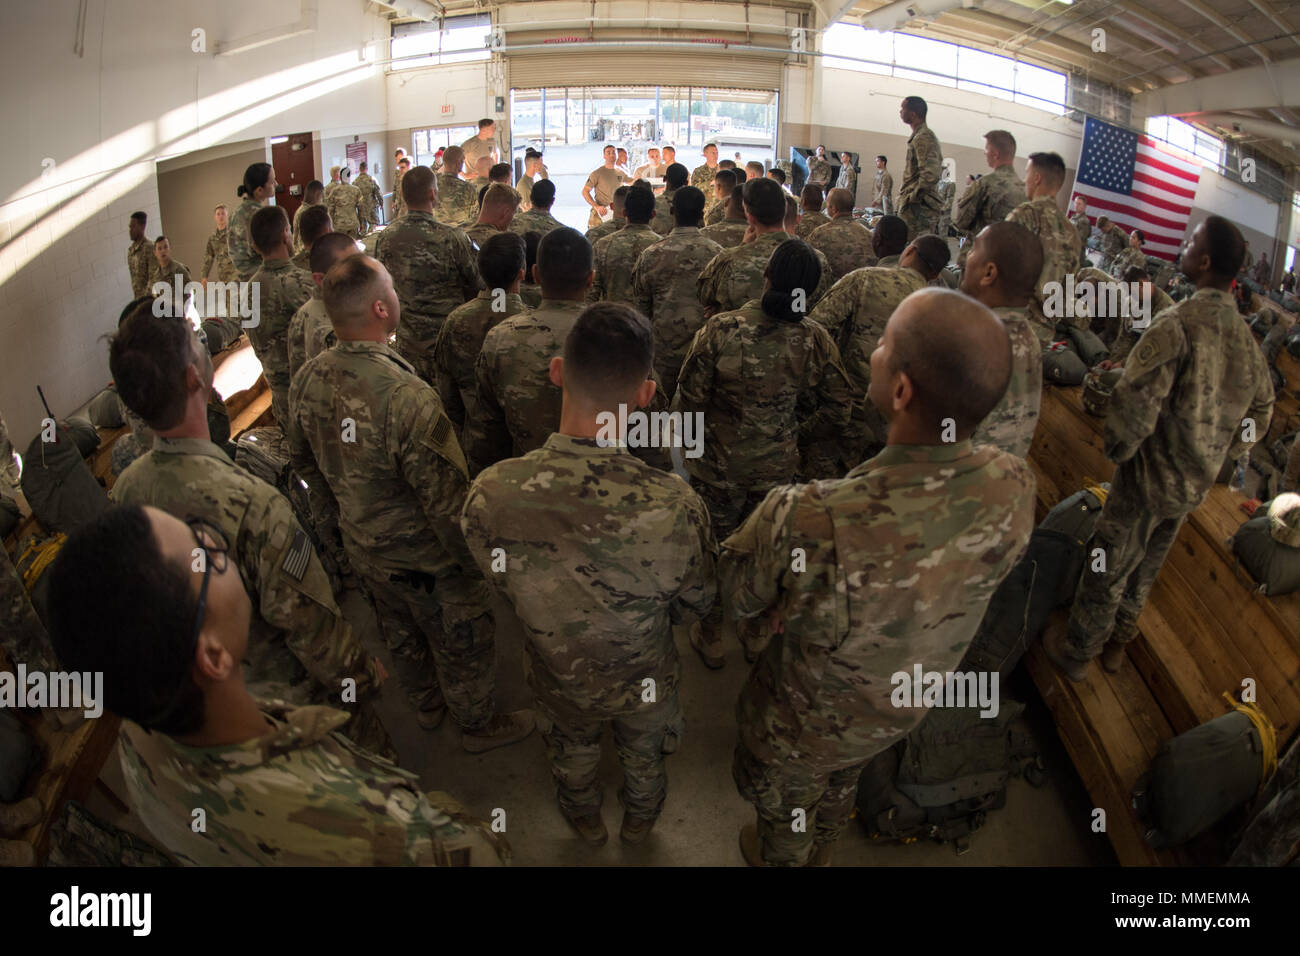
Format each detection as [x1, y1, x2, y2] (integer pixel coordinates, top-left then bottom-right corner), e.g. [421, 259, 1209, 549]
[478, 232, 526, 290]
[304, 180, 324, 204]
[610, 185, 631, 215]
[1026, 151, 1066, 191]
[440, 146, 464, 172]
[873, 215, 908, 257]
[1183, 215, 1246, 282]
[624, 187, 655, 224]
[665, 163, 689, 189]
[536, 227, 593, 297]
[110, 300, 211, 431]
[480, 182, 521, 219]
[309, 232, 360, 277]
[960, 221, 1042, 305]
[475, 156, 492, 177]
[746, 160, 765, 180]
[323, 254, 397, 335]
[489, 162, 511, 183]
[825, 188, 854, 216]
[249, 205, 290, 256]
[870, 289, 1011, 439]
[401, 165, 436, 206]
[742, 177, 786, 228]
[560, 303, 654, 406]
[298, 204, 333, 249]
[530, 179, 557, 210]
[783, 194, 800, 231]
[902, 234, 950, 279]
[672, 186, 706, 226]
[800, 184, 824, 211]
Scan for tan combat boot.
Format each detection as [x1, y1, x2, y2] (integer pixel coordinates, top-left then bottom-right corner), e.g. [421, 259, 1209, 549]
[462, 710, 536, 754]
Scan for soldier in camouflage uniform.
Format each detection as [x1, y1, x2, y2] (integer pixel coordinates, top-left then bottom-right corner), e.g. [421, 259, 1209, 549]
[374, 165, 479, 385]
[690, 142, 721, 192]
[704, 169, 737, 227]
[510, 179, 565, 239]
[287, 233, 358, 392]
[126, 212, 153, 298]
[0, 410, 57, 670]
[1006, 152, 1082, 339]
[631, 187, 721, 398]
[516, 149, 545, 211]
[1109, 228, 1148, 279]
[292, 181, 325, 255]
[805, 145, 834, 194]
[583, 145, 633, 231]
[1107, 265, 1175, 364]
[723, 287, 1035, 866]
[326, 171, 364, 240]
[698, 179, 831, 317]
[702, 189, 749, 249]
[108, 304, 389, 755]
[230, 163, 277, 281]
[835, 153, 858, 199]
[46, 505, 508, 866]
[462, 303, 717, 846]
[590, 187, 660, 305]
[808, 188, 876, 283]
[324, 166, 341, 201]
[146, 236, 192, 293]
[288, 254, 534, 749]
[392, 157, 410, 221]
[246, 205, 314, 425]
[430, 147, 478, 229]
[289, 203, 332, 273]
[793, 185, 830, 241]
[353, 162, 382, 233]
[201, 204, 243, 344]
[1096, 217, 1127, 272]
[1046, 217, 1276, 680]
[432, 233, 527, 438]
[651, 164, 686, 237]
[462, 183, 520, 263]
[954, 130, 1024, 267]
[585, 186, 628, 246]
[897, 97, 945, 241]
[1069, 195, 1092, 267]
[872, 156, 894, 215]
[960, 222, 1045, 458]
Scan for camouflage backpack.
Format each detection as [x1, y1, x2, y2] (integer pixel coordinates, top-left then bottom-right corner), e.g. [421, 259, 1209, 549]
[1081, 366, 1124, 417]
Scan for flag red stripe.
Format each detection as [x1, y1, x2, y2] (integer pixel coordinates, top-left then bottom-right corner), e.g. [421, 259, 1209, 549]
[1136, 137, 1202, 181]
[1077, 192, 1190, 233]
[1131, 169, 1198, 200]
[1135, 151, 1202, 186]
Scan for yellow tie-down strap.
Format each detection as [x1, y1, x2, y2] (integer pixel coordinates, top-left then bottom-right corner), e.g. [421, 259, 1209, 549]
[1222, 691, 1278, 794]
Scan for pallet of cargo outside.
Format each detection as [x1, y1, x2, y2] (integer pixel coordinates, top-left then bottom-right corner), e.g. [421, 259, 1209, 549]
[1024, 382, 1300, 865]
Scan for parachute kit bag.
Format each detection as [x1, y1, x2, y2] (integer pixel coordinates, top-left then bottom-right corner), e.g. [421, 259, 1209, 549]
[856, 702, 1043, 855]
[0, 710, 39, 804]
[20, 420, 109, 535]
[1286, 324, 1300, 360]
[1133, 698, 1276, 849]
[1231, 494, 1300, 596]
[1064, 325, 1108, 367]
[1043, 343, 1088, 386]
[87, 387, 125, 429]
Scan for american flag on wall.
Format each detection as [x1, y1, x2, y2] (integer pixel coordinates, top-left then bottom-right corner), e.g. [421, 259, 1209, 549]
[1071, 116, 1202, 262]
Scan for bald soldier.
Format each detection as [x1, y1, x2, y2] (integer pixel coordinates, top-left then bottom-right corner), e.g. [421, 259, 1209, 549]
[432, 232, 528, 438]
[463, 182, 521, 254]
[247, 205, 315, 426]
[287, 254, 534, 749]
[108, 300, 390, 755]
[794, 185, 830, 240]
[432, 146, 479, 229]
[290, 203, 333, 273]
[1045, 218, 1274, 680]
[510, 180, 565, 239]
[652, 163, 692, 237]
[698, 178, 831, 318]
[462, 304, 717, 847]
[375, 165, 480, 384]
[583, 145, 633, 231]
[691, 142, 721, 191]
[701, 186, 749, 249]
[897, 96, 945, 241]
[954, 130, 1024, 267]
[631, 185, 722, 397]
[809, 188, 876, 282]
[585, 186, 630, 246]
[723, 287, 1036, 866]
[590, 186, 660, 305]
[1007, 151, 1082, 338]
[47, 505, 508, 866]
[959, 222, 1045, 458]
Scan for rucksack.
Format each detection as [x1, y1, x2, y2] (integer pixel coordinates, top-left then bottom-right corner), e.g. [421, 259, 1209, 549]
[1232, 514, 1300, 596]
[856, 702, 1043, 855]
[1042, 343, 1087, 385]
[0, 710, 39, 803]
[1063, 325, 1108, 367]
[1286, 324, 1300, 360]
[87, 387, 124, 429]
[1133, 701, 1276, 849]
[20, 418, 109, 535]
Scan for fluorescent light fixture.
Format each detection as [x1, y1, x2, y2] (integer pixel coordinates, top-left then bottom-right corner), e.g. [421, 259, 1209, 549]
[269, 136, 289, 144]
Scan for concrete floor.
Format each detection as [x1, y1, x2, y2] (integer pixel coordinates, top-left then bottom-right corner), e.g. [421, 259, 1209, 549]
[91, 586, 1116, 866]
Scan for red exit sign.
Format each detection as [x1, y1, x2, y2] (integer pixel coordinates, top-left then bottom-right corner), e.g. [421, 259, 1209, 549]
[440, 104, 455, 116]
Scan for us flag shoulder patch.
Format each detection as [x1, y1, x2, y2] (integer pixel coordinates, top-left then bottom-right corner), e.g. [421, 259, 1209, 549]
[281, 528, 312, 581]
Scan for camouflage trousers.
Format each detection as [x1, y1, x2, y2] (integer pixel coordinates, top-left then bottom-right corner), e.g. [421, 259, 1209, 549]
[898, 202, 940, 241]
[536, 687, 681, 822]
[695, 479, 776, 647]
[268, 376, 291, 436]
[0, 543, 57, 671]
[349, 551, 496, 731]
[733, 741, 867, 866]
[1066, 469, 1188, 659]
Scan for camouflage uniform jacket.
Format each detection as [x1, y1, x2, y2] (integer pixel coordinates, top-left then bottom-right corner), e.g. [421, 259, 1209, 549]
[809, 216, 877, 283]
[954, 164, 1024, 239]
[1105, 287, 1274, 516]
[127, 237, 154, 298]
[111, 436, 377, 698]
[720, 440, 1035, 770]
[432, 290, 525, 434]
[836, 164, 858, 197]
[1007, 196, 1081, 326]
[873, 170, 894, 213]
[1069, 212, 1092, 251]
[516, 174, 535, 210]
[229, 197, 264, 281]
[248, 258, 314, 423]
[690, 163, 719, 190]
[326, 184, 364, 238]
[673, 300, 854, 490]
[1110, 247, 1148, 279]
[1098, 227, 1127, 266]
[392, 169, 406, 221]
[899, 124, 943, 212]
[808, 265, 927, 394]
[585, 216, 624, 246]
[653, 187, 692, 236]
[508, 207, 565, 239]
[631, 226, 723, 392]
[147, 258, 192, 295]
[698, 230, 832, 316]
[353, 172, 382, 217]
[794, 210, 831, 241]
[374, 210, 479, 351]
[701, 216, 748, 249]
[324, 181, 340, 200]
[806, 156, 834, 189]
[461, 433, 717, 717]
[971, 306, 1042, 459]
[286, 289, 335, 385]
[288, 339, 480, 582]
[291, 202, 320, 254]
[118, 702, 507, 866]
[590, 223, 661, 304]
[703, 199, 728, 227]
[202, 227, 237, 282]
[435, 174, 481, 229]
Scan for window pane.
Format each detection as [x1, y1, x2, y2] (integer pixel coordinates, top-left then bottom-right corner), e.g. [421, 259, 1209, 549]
[957, 46, 1015, 102]
[894, 35, 956, 88]
[823, 23, 891, 75]
[1015, 62, 1066, 114]
[391, 14, 489, 70]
